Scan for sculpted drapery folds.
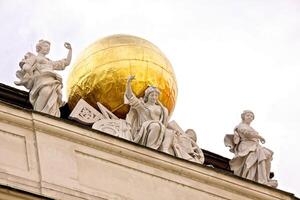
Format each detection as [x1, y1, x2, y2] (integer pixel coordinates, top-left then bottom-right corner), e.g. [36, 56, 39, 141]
[224, 110, 277, 187]
[124, 75, 204, 164]
[15, 40, 72, 117]
[124, 75, 168, 150]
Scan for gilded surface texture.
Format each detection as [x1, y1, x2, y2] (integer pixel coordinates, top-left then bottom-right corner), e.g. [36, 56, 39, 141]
[67, 34, 177, 118]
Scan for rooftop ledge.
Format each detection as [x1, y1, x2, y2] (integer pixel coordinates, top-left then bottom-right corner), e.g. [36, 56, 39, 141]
[0, 83, 298, 200]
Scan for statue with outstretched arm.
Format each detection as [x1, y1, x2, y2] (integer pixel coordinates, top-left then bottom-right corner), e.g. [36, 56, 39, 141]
[15, 40, 72, 117]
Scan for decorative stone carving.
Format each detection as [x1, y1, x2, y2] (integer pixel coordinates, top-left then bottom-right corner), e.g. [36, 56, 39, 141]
[69, 99, 103, 125]
[97, 102, 118, 120]
[70, 99, 133, 141]
[168, 121, 205, 164]
[15, 40, 72, 117]
[68, 76, 205, 165]
[224, 110, 278, 187]
[92, 119, 132, 141]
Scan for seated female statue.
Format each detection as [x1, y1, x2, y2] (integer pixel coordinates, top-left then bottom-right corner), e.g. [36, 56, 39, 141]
[224, 110, 277, 187]
[124, 75, 168, 150]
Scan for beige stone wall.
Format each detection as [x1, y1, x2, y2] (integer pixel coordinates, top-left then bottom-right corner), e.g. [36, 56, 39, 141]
[0, 101, 296, 200]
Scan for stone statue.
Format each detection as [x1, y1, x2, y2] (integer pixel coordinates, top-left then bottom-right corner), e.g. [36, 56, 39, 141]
[123, 75, 204, 164]
[224, 110, 277, 187]
[68, 76, 205, 165]
[15, 40, 72, 117]
[168, 121, 204, 164]
[124, 75, 168, 150]
[173, 129, 205, 164]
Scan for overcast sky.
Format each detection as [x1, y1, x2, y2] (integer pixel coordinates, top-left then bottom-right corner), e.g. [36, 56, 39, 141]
[0, 0, 299, 196]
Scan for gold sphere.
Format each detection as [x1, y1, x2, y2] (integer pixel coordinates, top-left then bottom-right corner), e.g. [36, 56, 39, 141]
[67, 34, 177, 118]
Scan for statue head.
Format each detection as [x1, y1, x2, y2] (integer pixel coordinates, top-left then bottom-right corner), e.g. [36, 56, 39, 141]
[185, 129, 197, 142]
[144, 86, 160, 104]
[36, 39, 51, 55]
[241, 110, 255, 124]
[19, 52, 35, 67]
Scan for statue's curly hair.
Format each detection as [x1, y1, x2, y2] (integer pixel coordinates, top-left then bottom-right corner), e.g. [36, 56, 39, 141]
[36, 39, 50, 53]
[241, 110, 255, 120]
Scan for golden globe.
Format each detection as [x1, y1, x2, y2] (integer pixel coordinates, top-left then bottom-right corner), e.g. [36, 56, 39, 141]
[67, 34, 177, 118]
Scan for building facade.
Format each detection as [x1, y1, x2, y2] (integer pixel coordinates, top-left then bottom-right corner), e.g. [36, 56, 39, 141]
[0, 84, 297, 200]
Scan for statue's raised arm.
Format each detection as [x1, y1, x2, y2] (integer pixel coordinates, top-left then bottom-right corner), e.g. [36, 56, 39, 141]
[51, 42, 72, 70]
[64, 42, 72, 65]
[125, 75, 135, 100]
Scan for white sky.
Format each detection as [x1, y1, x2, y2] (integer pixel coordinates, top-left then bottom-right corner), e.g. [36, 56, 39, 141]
[0, 0, 299, 196]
